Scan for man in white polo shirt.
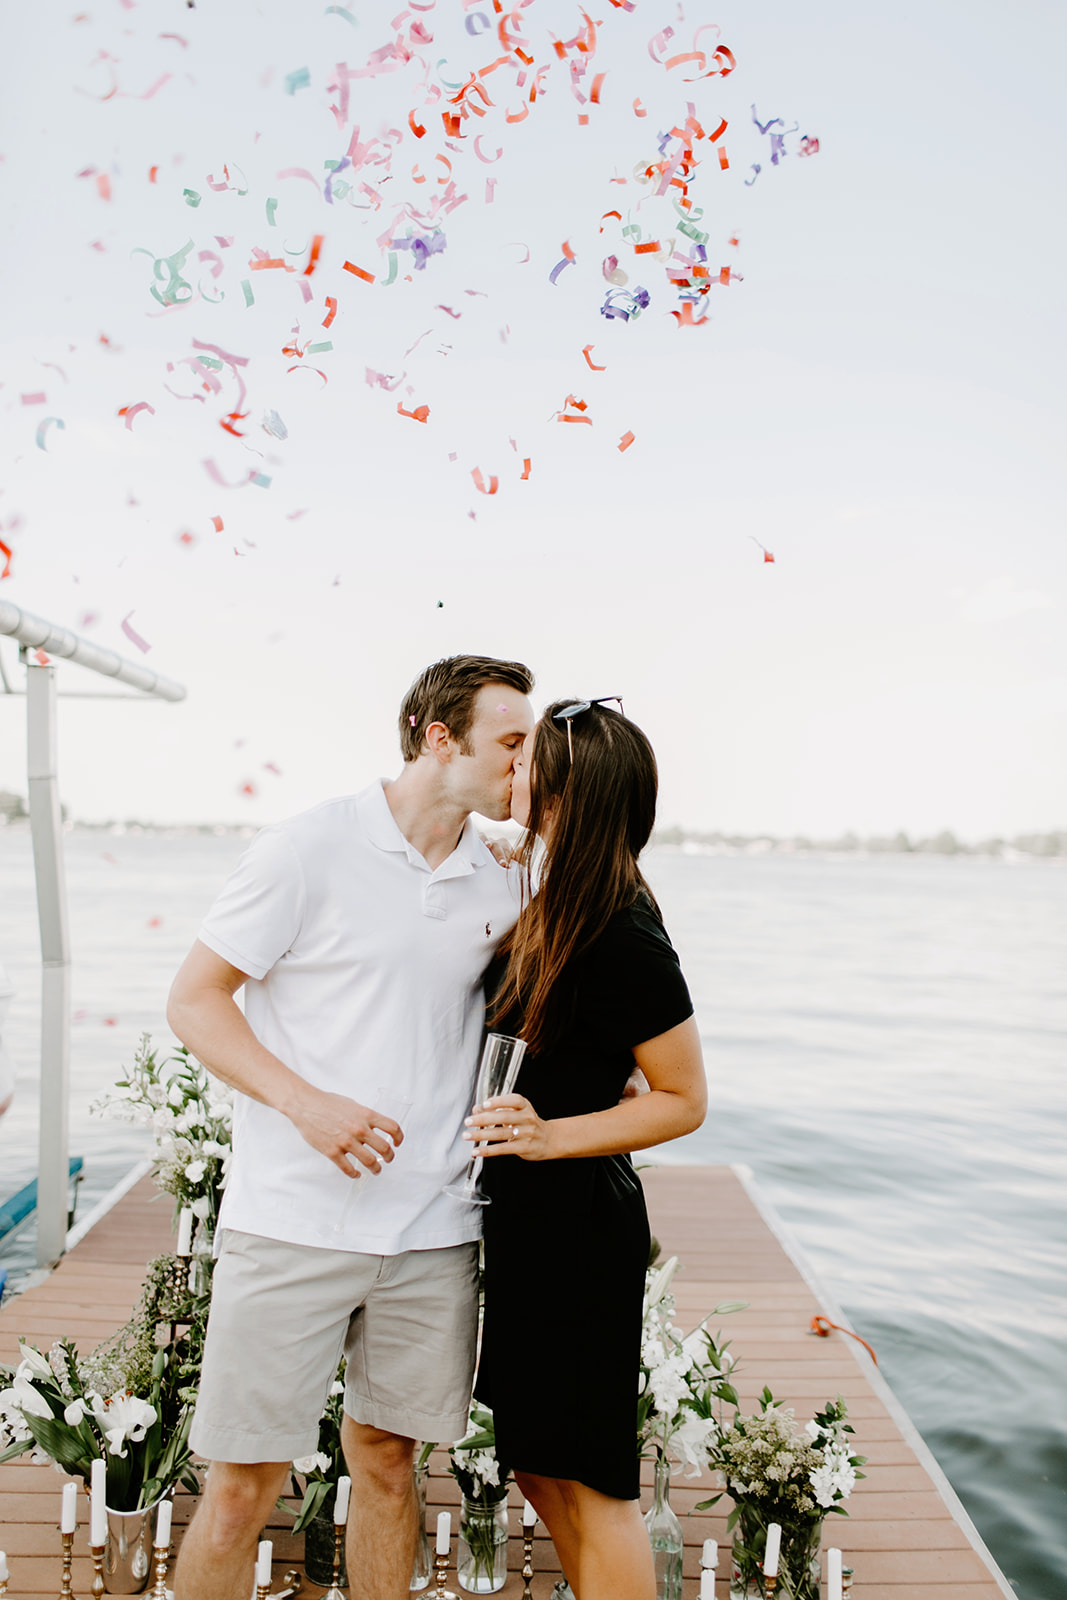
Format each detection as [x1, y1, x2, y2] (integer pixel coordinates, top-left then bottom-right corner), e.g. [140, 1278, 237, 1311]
[166, 655, 535, 1600]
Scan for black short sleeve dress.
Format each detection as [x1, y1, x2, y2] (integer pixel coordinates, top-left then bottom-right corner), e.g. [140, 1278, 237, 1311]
[475, 895, 694, 1501]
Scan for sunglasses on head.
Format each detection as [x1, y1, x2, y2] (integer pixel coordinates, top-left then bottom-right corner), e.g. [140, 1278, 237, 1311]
[552, 696, 625, 763]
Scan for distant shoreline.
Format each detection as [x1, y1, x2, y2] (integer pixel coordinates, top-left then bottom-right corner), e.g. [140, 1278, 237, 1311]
[0, 804, 1064, 859]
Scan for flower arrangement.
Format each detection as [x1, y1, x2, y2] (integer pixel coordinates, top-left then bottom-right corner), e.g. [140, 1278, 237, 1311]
[637, 1254, 745, 1475]
[449, 1403, 512, 1592]
[93, 1034, 233, 1237]
[698, 1390, 866, 1599]
[0, 1337, 198, 1511]
[288, 1363, 348, 1533]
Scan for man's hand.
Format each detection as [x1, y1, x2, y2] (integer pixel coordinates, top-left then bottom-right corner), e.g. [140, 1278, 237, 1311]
[287, 1087, 404, 1178]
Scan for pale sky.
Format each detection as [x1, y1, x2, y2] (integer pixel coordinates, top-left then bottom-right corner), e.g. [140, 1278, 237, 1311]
[0, 0, 1063, 838]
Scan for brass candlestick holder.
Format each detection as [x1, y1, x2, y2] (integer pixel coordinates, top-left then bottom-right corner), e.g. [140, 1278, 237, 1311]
[59, 1530, 76, 1600]
[433, 1549, 459, 1600]
[763, 1577, 778, 1598]
[89, 1543, 105, 1600]
[521, 1524, 535, 1600]
[151, 1540, 171, 1600]
[319, 1522, 347, 1600]
[255, 1580, 272, 1600]
[1, 1565, 9, 1598]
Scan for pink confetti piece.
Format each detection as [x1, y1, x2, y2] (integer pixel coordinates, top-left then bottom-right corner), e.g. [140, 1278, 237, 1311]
[121, 612, 152, 653]
[21, 392, 46, 405]
[118, 401, 156, 429]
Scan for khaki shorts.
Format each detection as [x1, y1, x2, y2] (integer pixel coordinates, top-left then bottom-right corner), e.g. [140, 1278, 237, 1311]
[189, 1230, 480, 1464]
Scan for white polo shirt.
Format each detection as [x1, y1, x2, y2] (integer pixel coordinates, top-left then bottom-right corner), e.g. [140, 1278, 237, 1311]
[198, 781, 522, 1255]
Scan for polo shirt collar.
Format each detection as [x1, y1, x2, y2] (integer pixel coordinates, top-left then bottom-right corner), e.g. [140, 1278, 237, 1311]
[357, 780, 487, 878]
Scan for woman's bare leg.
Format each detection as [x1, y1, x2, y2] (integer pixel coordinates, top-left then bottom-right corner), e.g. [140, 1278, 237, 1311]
[516, 1471, 655, 1600]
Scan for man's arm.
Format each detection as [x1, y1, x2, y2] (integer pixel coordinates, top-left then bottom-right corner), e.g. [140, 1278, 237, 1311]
[166, 940, 402, 1176]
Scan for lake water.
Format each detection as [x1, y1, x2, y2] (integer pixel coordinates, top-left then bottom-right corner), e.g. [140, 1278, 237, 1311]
[1, 826, 1064, 1597]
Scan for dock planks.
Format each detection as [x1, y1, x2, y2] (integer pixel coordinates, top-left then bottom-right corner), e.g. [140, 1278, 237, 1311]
[0, 1166, 1011, 1597]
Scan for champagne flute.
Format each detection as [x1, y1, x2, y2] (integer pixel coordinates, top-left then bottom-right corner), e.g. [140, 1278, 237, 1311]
[334, 1084, 413, 1234]
[444, 1033, 527, 1206]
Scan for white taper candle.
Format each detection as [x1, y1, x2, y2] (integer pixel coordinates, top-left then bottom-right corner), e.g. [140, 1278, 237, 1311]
[436, 1510, 451, 1555]
[763, 1522, 781, 1577]
[827, 1547, 843, 1600]
[175, 1206, 194, 1257]
[522, 1499, 537, 1528]
[61, 1481, 78, 1534]
[701, 1537, 718, 1569]
[699, 1571, 716, 1600]
[154, 1498, 172, 1549]
[0, 1550, 8, 1581]
[334, 1475, 351, 1525]
[90, 1457, 107, 1546]
[256, 1539, 272, 1586]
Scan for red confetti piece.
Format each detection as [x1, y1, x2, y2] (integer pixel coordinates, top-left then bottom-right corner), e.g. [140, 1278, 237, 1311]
[250, 257, 295, 273]
[97, 173, 111, 201]
[148, 916, 163, 928]
[618, 431, 635, 451]
[0, 538, 13, 579]
[239, 782, 257, 798]
[120, 612, 151, 653]
[397, 401, 430, 422]
[633, 97, 647, 116]
[748, 536, 775, 563]
[177, 531, 196, 546]
[719, 146, 730, 170]
[582, 345, 606, 371]
[303, 234, 325, 276]
[520, 458, 532, 480]
[634, 240, 661, 254]
[323, 296, 338, 328]
[212, 515, 224, 532]
[148, 165, 158, 183]
[343, 261, 375, 283]
[472, 467, 499, 494]
[590, 72, 606, 103]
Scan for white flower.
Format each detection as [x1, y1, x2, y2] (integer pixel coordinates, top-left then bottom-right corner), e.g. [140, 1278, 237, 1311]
[809, 1448, 856, 1508]
[184, 1160, 207, 1184]
[191, 1196, 211, 1219]
[17, 1343, 53, 1381]
[669, 1414, 718, 1477]
[292, 1452, 331, 1475]
[64, 1398, 90, 1426]
[643, 1256, 681, 1313]
[202, 1140, 227, 1157]
[147, 1085, 167, 1107]
[7, 1372, 52, 1420]
[329, 1382, 345, 1397]
[167, 1081, 186, 1107]
[90, 1393, 157, 1457]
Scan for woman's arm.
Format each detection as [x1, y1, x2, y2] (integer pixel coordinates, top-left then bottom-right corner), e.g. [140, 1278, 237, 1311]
[466, 1015, 707, 1162]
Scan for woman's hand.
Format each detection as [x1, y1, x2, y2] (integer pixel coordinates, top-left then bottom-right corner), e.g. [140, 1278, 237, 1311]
[463, 1093, 555, 1161]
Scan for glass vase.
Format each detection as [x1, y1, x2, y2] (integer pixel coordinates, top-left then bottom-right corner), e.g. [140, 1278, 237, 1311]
[305, 1491, 348, 1588]
[410, 1462, 432, 1590]
[729, 1509, 822, 1600]
[457, 1493, 509, 1593]
[643, 1454, 683, 1600]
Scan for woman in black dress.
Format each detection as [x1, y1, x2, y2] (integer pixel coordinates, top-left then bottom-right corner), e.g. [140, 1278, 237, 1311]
[466, 698, 707, 1600]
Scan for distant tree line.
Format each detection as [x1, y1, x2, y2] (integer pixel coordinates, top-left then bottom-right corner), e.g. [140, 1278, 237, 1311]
[653, 826, 1067, 858]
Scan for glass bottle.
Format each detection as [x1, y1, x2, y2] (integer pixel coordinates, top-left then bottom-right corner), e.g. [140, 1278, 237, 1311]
[643, 1454, 683, 1600]
[410, 1462, 432, 1591]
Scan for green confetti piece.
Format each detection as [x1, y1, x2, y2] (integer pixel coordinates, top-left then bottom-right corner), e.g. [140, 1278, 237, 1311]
[331, 180, 351, 201]
[183, 188, 202, 208]
[134, 237, 195, 306]
[677, 219, 709, 245]
[250, 472, 272, 488]
[307, 341, 333, 354]
[241, 279, 254, 306]
[284, 66, 310, 94]
[324, 159, 342, 171]
[196, 355, 224, 370]
[381, 251, 398, 286]
[325, 6, 359, 26]
[266, 197, 278, 226]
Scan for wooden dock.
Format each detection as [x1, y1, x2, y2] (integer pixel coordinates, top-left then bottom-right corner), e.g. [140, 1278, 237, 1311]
[0, 1165, 1011, 1598]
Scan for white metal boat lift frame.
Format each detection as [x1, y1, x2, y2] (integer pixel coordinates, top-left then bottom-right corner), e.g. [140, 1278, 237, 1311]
[0, 599, 185, 1266]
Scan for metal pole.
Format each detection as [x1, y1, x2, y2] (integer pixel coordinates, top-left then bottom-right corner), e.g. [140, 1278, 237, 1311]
[27, 664, 71, 1266]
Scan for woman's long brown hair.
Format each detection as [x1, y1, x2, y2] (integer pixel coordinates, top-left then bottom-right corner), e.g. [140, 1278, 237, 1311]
[489, 699, 660, 1055]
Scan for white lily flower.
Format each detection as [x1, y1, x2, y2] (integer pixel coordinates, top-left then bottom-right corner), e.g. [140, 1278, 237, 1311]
[64, 1398, 90, 1425]
[191, 1196, 211, 1219]
[184, 1159, 207, 1184]
[9, 1372, 52, 1419]
[643, 1256, 680, 1314]
[293, 1451, 332, 1475]
[91, 1393, 157, 1457]
[17, 1343, 54, 1381]
[669, 1414, 718, 1477]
